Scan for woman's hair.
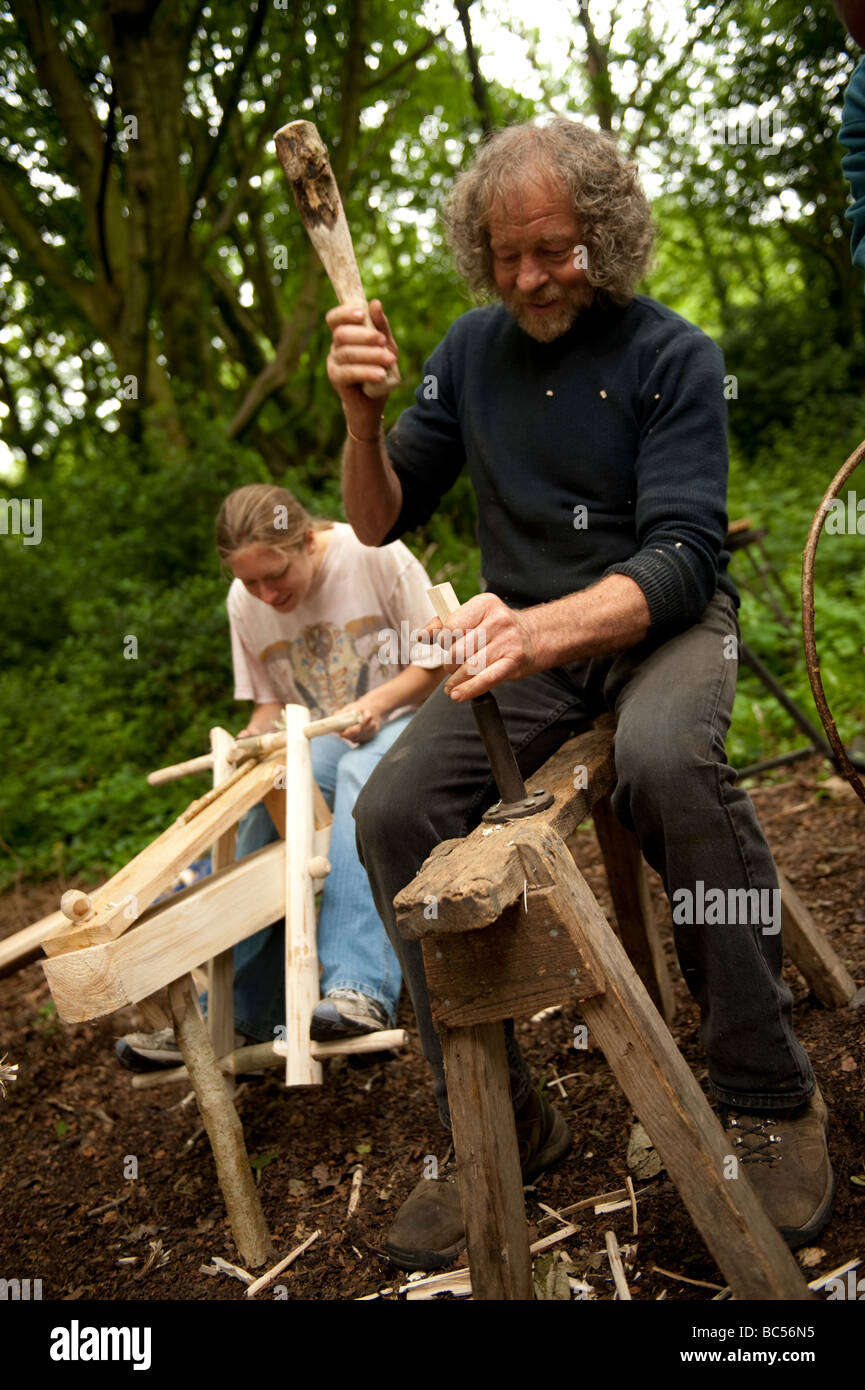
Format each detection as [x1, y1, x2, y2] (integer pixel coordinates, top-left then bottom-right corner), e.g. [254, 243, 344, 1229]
[442, 117, 656, 307]
[215, 484, 332, 568]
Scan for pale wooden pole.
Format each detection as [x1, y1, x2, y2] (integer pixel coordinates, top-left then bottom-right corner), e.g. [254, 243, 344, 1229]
[281, 704, 323, 1085]
[208, 727, 237, 1093]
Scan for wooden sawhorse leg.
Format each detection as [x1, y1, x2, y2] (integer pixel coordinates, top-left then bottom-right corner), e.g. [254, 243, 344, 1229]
[442, 1022, 533, 1301]
[420, 822, 812, 1301]
[590, 792, 676, 1024]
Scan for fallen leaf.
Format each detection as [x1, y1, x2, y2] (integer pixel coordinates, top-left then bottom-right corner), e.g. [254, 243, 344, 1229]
[626, 1122, 664, 1179]
[818, 776, 858, 801]
[533, 1251, 572, 1300]
[840, 1056, 858, 1073]
[797, 1246, 826, 1268]
[288, 1178, 308, 1198]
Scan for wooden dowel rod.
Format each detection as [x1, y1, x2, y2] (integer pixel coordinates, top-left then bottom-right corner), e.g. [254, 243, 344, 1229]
[148, 753, 214, 785]
[60, 890, 93, 923]
[148, 712, 361, 784]
[130, 1030, 409, 1088]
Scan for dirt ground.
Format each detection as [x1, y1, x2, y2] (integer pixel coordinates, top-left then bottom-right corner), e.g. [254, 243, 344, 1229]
[1, 754, 863, 1305]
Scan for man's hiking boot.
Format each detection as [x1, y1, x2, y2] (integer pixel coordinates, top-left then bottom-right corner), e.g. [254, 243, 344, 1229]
[116, 1027, 250, 1073]
[309, 989, 389, 1041]
[384, 1086, 572, 1272]
[719, 1085, 834, 1249]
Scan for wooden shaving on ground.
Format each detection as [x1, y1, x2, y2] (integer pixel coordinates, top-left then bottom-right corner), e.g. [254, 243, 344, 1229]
[204, 1255, 254, 1285]
[347, 1164, 363, 1218]
[605, 1230, 632, 1300]
[652, 1264, 725, 1291]
[807, 1257, 861, 1291]
[245, 1230, 321, 1298]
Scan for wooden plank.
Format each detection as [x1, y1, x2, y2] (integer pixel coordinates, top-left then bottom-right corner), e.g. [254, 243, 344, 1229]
[282, 704, 322, 1086]
[442, 1021, 534, 1300]
[778, 868, 856, 1008]
[394, 717, 617, 941]
[514, 821, 811, 1301]
[43, 754, 283, 956]
[589, 794, 676, 1024]
[41, 842, 285, 1023]
[208, 728, 238, 1092]
[262, 786, 286, 839]
[422, 898, 603, 1029]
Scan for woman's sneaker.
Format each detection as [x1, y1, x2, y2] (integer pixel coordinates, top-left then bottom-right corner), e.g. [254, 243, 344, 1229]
[309, 989, 389, 1041]
[115, 1027, 183, 1072]
[115, 1026, 250, 1072]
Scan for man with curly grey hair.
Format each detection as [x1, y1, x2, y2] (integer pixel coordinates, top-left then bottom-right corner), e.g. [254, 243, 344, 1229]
[325, 116, 832, 1272]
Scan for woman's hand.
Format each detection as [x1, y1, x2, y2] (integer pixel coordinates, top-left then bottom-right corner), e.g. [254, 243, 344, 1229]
[332, 702, 382, 744]
[236, 702, 283, 741]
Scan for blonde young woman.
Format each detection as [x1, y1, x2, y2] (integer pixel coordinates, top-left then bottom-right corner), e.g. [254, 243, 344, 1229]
[118, 484, 442, 1069]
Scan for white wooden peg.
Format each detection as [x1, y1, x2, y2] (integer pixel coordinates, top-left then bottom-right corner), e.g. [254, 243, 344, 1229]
[60, 890, 92, 923]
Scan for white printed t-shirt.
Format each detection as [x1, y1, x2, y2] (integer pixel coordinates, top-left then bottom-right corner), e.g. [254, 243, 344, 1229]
[228, 522, 442, 721]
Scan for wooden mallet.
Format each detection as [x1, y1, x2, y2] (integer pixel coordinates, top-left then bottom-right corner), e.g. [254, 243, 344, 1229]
[273, 120, 400, 399]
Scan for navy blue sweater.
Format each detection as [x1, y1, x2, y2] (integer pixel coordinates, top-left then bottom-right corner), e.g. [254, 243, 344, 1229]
[383, 295, 737, 635]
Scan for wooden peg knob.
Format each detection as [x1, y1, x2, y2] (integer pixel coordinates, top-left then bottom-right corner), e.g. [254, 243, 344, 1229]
[308, 856, 331, 880]
[60, 890, 93, 923]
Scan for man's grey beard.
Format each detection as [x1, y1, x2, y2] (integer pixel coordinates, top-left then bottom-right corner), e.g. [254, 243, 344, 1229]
[501, 282, 596, 342]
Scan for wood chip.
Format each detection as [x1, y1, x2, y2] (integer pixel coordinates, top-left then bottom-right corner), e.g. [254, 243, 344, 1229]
[530, 1223, 580, 1254]
[807, 1257, 861, 1291]
[797, 1246, 827, 1269]
[245, 1230, 321, 1298]
[400, 1268, 472, 1300]
[538, 1186, 631, 1222]
[205, 1255, 254, 1285]
[605, 1230, 632, 1300]
[347, 1164, 363, 1218]
[652, 1264, 725, 1291]
[626, 1175, 638, 1236]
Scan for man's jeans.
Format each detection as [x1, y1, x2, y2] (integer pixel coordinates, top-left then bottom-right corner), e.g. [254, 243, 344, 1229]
[228, 715, 411, 1043]
[354, 593, 815, 1127]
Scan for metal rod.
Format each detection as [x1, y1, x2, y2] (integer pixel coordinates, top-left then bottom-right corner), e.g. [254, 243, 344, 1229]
[469, 692, 527, 804]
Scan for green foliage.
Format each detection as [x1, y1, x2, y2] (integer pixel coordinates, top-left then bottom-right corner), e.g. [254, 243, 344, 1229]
[1, 2, 863, 887]
[726, 396, 865, 767]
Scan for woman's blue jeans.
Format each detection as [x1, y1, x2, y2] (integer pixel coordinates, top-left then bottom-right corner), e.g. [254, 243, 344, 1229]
[226, 715, 411, 1042]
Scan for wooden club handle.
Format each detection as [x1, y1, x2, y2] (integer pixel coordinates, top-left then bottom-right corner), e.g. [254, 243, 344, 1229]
[426, 582, 461, 623]
[274, 120, 400, 400]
